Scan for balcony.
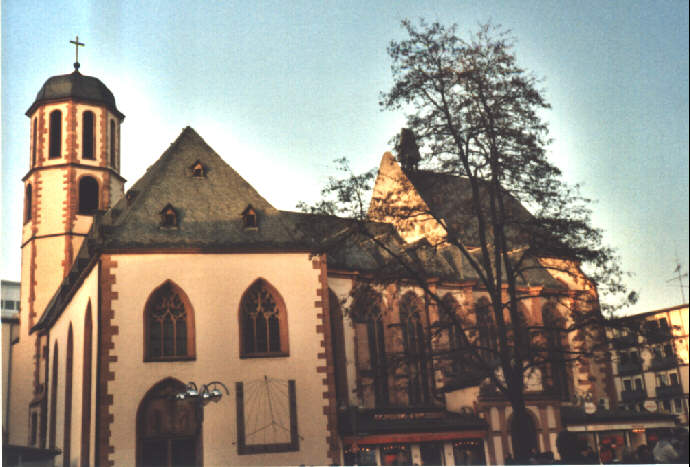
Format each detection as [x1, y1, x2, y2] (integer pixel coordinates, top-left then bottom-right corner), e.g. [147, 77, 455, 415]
[617, 360, 642, 376]
[612, 334, 637, 349]
[656, 384, 683, 399]
[620, 388, 647, 402]
[649, 355, 677, 372]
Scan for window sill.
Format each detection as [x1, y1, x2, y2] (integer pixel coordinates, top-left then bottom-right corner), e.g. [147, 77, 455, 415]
[240, 352, 290, 359]
[144, 355, 196, 363]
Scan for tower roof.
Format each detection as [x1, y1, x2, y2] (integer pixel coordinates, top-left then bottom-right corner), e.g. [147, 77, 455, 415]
[26, 70, 124, 119]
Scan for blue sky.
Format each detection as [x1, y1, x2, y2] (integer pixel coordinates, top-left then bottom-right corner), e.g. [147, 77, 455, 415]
[2, 0, 688, 315]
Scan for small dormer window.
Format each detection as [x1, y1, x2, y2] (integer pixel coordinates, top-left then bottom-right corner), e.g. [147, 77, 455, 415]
[126, 190, 138, 206]
[190, 160, 206, 178]
[160, 204, 179, 228]
[242, 205, 257, 229]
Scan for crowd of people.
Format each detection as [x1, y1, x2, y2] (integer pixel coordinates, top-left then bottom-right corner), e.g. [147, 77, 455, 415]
[503, 429, 689, 464]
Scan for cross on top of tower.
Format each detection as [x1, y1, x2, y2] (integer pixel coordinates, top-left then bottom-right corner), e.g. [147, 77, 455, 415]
[70, 35, 85, 71]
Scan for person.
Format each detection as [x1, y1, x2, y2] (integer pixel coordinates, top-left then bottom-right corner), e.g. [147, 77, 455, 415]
[599, 445, 613, 464]
[555, 431, 589, 464]
[653, 435, 679, 463]
[621, 446, 636, 464]
[635, 444, 653, 464]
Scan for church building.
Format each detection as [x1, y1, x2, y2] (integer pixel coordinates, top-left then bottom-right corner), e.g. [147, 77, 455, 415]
[8, 62, 679, 466]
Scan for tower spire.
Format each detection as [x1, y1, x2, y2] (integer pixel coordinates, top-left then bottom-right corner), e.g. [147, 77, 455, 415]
[70, 35, 84, 71]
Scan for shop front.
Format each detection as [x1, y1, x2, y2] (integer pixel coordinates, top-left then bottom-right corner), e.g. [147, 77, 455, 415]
[339, 407, 488, 465]
[563, 407, 678, 463]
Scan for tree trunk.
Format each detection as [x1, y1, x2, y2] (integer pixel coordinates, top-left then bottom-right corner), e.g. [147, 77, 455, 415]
[509, 395, 537, 463]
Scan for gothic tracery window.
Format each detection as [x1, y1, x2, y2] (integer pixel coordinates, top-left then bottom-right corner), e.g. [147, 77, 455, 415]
[399, 292, 430, 405]
[240, 279, 288, 357]
[352, 285, 388, 406]
[144, 281, 195, 361]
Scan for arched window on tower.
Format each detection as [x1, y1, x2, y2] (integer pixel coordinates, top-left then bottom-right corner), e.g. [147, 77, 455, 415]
[78, 177, 99, 214]
[109, 120, 116, 168]
[399, 292, 430, 405]
[144, 281, 196, 361]
[49, 110, 62, 159]
[25, 184, 32, 223]
[82, 111, 94, 160]
[239, 279, 289, 357]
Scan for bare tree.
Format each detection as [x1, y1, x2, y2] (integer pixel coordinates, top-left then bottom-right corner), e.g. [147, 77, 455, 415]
[300, 20, 634, 462]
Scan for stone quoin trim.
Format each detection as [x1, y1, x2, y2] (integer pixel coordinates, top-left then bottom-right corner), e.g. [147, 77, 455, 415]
[99, 109, 107, 168]
[27, 171, 42, 330]
[66, 101, 77, 163]
[313, 254, 339, 464]
[62, 166, 77, 278]
[97, 255, 119, 466]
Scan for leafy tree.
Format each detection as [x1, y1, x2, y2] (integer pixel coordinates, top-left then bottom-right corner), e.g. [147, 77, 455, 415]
[301, 20, 634, 463]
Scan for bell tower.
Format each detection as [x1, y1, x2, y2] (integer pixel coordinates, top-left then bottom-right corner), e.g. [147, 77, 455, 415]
[9, 39, 125, 446]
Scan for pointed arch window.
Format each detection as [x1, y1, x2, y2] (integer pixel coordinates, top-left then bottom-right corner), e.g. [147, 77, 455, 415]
[399, 292, 430, 405]
[144, 281, 196, 361]
[49, 342, 58, 449]
[49, 110, 62, 159]
[64, 325, 74, 466]
[476, 297, 498, 358]
[82, 111, 95, 160]
[239, 279, 289, 357]
[352, 285, 388, 406]
[78, 176, 99, 214]
[542, 303, 569, 399]
[25, 184, 33, 223]
[81, 305, 93, 466]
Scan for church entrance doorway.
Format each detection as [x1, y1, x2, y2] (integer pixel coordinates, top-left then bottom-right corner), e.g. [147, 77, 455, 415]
[137, 378, 202, 467]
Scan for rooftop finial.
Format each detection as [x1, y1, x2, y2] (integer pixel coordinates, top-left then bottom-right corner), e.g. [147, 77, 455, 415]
[70, 35, 85, 71]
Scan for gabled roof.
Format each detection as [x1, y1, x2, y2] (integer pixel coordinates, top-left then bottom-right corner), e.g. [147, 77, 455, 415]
[100, 127, 306, 251]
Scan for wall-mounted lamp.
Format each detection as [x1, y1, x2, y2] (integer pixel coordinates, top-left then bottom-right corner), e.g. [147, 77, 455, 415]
[176, 381, 229, 406]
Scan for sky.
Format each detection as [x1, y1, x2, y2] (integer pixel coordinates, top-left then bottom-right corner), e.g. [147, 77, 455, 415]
[2, 0, 688, 315]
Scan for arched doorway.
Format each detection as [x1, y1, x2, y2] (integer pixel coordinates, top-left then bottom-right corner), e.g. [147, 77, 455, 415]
[137, 378, 201, 467]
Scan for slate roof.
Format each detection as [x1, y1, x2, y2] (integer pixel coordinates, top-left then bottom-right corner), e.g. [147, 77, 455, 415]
[26, 70, 124, 119]
[100, 127, 308, 251]
[405, 169, 533, 249]
[33, 128, 563, 331]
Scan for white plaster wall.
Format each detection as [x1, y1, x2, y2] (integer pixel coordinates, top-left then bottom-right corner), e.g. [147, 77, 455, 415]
[47, 266, 99, 467]
[108, 253, 330, 466]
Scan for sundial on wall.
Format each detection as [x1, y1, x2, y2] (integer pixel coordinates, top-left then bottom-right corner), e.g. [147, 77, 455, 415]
[235, 376, 300, 454]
